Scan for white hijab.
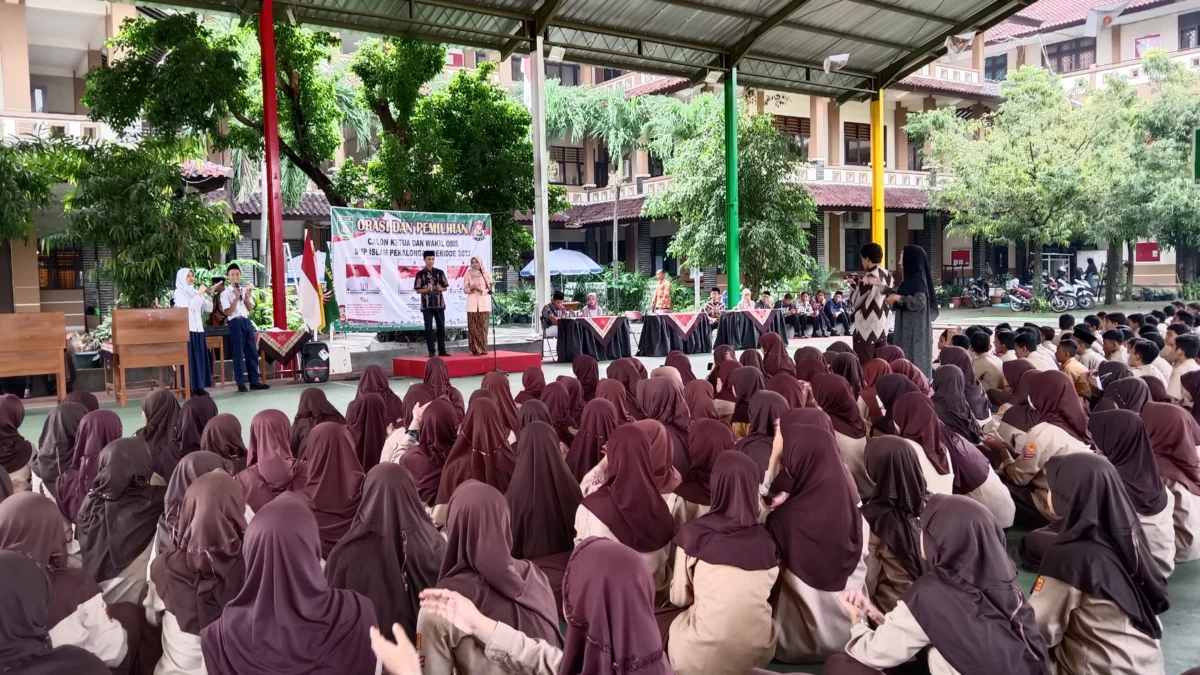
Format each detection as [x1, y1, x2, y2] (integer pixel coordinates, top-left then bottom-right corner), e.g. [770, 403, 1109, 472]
[173, 268, 196, 308]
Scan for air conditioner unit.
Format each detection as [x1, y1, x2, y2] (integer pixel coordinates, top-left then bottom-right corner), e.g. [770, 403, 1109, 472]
[843, 212, 865, 224]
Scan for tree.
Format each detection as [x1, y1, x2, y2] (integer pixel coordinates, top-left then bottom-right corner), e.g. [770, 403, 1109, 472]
[642, 94, 817, 294]
[47, 141, 240, 308]
[906, 67, 1095, 299]
[0, 139, 57, 242]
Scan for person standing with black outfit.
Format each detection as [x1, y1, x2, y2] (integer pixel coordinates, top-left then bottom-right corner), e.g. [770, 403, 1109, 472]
[414, 250, 449, 357]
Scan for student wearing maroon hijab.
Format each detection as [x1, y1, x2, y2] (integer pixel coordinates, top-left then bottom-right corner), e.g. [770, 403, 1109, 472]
[859, 437, 929, 615]
[355, 364, 404, 426]
[516, 399, 552, 433]
[683, 379, 719, 422]
[640, 377, 692, 471]
[160, 396, 218, 481]
[827, 495, 1049, 675]
[565, 399, 619, 482]
[669, 452, 780, 675]
[828, 353, 865, 399]
[406, 537, 671, 675]
[575, 425, 677, 601]
[423, 358, 466, 418]
[433, 399, 516, 527]
[735, 391, 789, 480]
[665, 350, 697, 384]
[889, 358, 930, 396]
[812, 373, 871, 500]
[999, 370, 1093, 528]
[507, 422, 583, 560]
[1142, 401, 1200, 563]
[712, 359, 741, 420]
[481, 371, 520, 435]
[398, 399, 458, 508]
[857, 359, 891, 423]
[56, 409, 122, 524]
[764, 423, 868, 663]
[540, 382, 579, 450]
[768, 372, 816, 409]
[728, 367, 765, 439]
[201, 493, 377, 675]
[291, 388, 346, 456]
[514, 367, 545, 406]
[345, 392, 389, 471]
[556, 377, 586, 421]
[595, 379, 636, 424]
[673, 419, 737, 526]
[870, 374, 921, 437]
[301, 422, 365, 559]
[571, 354, 600, 400]
[237, 410, 308, 515]
[417, 481, 562, 675]
[606, 358, 647, 419]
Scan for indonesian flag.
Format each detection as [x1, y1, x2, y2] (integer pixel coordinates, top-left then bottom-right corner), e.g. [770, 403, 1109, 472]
[297, 231, 325, 332]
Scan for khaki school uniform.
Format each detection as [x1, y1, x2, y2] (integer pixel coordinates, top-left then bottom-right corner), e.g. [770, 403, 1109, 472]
[772, 517, 870, 664]
[8, 464, 31, 494]
[1133, 364, 1167, 389]
[1166, 478, 1200, 563]
[835, 431, 871, 502]
[1031, 575, 1165, 675]
[1001, 422, 1092, 521]
[574, 503, 673, 600]
[419, 609, 551, 675]
[963, 470, 1016, 529]
[668, 550, 779, 675]
[674, 499, 711, 529]
[1023, 352, 1058, 372]
[1061, 358, 1093, 399]
[48, 589, 128, 668]
[898, 438, 954, 497]
[865, 534, 913, 615]
[1168, 360, 1200, 405]
[972, 352, 1006, 392]
[842, 601, 961, 675]
[1139, 490, 1177, 579]
[98, 544, 152, 606]
[145, 577, 205, 675]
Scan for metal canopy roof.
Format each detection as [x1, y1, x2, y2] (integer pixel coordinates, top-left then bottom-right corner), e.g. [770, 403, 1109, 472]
[160, 0, 1033, 100]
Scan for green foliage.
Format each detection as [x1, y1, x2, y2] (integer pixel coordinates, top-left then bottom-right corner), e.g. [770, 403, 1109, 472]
[793, 266, 842, 297]
[47, 141, 239, 308]
[0, 138, 58, 242]
[609, 269, 652, 313]
[642, 95, 817, 293]
[248, 286, 304, 330]
[493, 284, 535, 324]
[1182, 280, 1200, 301]
[1031, 297, 1052, 313]
[669, 278, 696, 312]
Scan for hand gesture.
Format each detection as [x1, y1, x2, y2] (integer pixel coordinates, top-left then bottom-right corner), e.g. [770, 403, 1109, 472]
[198, 285, 208, 295]
[245, 284, 254, 293]
[369, 625, 421, 675]
[419, 589, 495, 640]
[410, 401, 429, 427]
[836, 590, 866, 625]
[885, 293, 902, 305]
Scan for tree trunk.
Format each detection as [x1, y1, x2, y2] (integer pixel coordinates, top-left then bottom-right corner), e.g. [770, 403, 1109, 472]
[1125, 240, 1136, 302]
[1179, 244, 1197, 285]
[1105, 240, 1121, 305]
[1032, 243, 1043, 300]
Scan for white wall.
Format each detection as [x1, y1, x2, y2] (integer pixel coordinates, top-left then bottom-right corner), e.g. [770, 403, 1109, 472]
[762, 92, 810, 118]
[28, 74, 75, 114]
[1121, 15, 1179, 59]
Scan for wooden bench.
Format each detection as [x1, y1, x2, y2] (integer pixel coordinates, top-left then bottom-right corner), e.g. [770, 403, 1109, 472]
[111, 309, 190, 407]
[0, 312, 67, 401]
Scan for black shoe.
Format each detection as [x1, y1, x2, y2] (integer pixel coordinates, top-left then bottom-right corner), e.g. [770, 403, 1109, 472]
[237, 385, 249, 393]
[249, 382, 270, 391]
[439, 352, 450, 357]
[428, 352, 437, 358]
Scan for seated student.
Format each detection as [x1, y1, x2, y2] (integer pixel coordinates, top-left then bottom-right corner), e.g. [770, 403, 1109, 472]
[1102, 328, 1128, 363]
[794, 291, 817, 337]
[754, 290, 773, 310]
[999, 371, 1093, 528]
[1129, 313, 1146, 335]
[668, 453, 780, 675]
[764, 423, 869, 664]
[1129, 339, 1167, 388]
[949, 334, 971, 350]
[1152, 309, 1170, 333]
[1162, 322, 1187, 364]
[702, 287, 726, 328]
[994, 329, 1018, 363]
[1056, 339, 1093, 400]
[825, 495, 1049, 675]
[1031, 454, 1169, 675]
[810, 291, 832, 338]
[1072, 325, 1104, 371]
[1168, 333, 1200, 405]
[1139, 330, 1173, 382]
[673, 420, 738, 526]
[1084, 313, 1101, 334]
[812, 374, 871, 500]
[540, 291, 566, 338]
[1143, 402, 1200, 564]
[1176, 309, 1197, 332]
[775, 293, 803, 338]
[824, 290, 852, 336]
[1037, 326, 1058, 361]
[1056, 313, 1075, 344]
[1104, 311, 1129, 331]
[969, 330, 1006, 392]
[861, 437, 928, 615]
[1014, 331, 1057, 371]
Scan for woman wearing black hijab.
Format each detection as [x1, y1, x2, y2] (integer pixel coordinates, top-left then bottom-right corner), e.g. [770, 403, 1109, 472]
[885, 245, 938, 377]
[33, 401, 87, 499]
[860, 436, 929, 614]
[827, 495, 1049, 675]
[1030, 453, 1168, 675]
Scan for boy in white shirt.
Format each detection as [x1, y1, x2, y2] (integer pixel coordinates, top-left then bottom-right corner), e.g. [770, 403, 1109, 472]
[1072, 326, 1103, 372]
[1101, 329, 1127, 363]
[1128, 339, 1167, 388]
[219, 263, 270, 393]
[1015, 331, 1057, 371]
[1168, 333, 1200, 406]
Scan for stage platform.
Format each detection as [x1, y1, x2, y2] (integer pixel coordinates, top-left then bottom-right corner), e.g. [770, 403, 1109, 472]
[393, 350, 543, 378]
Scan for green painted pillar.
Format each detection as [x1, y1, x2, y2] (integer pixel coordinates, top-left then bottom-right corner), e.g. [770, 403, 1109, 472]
[725, 67, 740, 302]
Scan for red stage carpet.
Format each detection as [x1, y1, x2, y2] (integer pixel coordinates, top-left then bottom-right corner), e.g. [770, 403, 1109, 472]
[393, 351, 542, 378]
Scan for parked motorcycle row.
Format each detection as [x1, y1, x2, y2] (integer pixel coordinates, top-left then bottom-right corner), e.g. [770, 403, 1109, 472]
[1005, 266, 1096, 312]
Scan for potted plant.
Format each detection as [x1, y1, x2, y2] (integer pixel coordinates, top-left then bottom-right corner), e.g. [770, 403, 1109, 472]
[990, 273, 1010, 304]
[945, 282, 965, 308]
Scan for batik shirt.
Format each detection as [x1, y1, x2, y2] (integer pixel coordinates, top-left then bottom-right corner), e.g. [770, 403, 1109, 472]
[414, 267, 449, 311]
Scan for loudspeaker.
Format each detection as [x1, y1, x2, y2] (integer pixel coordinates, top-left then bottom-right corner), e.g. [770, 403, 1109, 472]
[302, 341, 331, 383]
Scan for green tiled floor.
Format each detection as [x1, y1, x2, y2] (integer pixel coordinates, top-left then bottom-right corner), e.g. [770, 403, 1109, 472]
[16, 351, 1200, 674]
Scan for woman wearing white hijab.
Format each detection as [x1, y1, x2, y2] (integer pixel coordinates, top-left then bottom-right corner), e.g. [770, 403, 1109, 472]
[173, 268, 214, 397]
[735, 289, 754, 310]
[463, 256, 492, 356]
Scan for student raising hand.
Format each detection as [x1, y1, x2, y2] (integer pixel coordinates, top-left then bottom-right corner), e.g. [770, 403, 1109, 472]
[370, 625, 421, 675]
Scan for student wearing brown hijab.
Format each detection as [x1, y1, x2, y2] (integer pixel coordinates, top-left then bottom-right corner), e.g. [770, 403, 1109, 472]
[434, 399, 517, 527]
[481, 371, 520, 434]
[516, 399, 553, 432]
[712, 359, 741, 421]
[200, 413, 248, 474]
[301, 422, 365, 559]
[665, 350, 697, 383]
[1000, 370, 1093, 528]
[540, 382, 579, 450]
[829, 353, 865, 399]
[508, 422, 583, 560]
[729, 366, 766, 438]
[514, 367, 545, 405]
[812, 373, 871, 499]
[75, 437, 166, 605]
[735, 390, 790, 480]
[606, 358, 647, 419]
[575, 425, 677, 600]
[326, 463, 444, 642]
[765, 424, 869, 663]
[55, 409, 122, 524]
[408, 537, 671, 675]
[0, 493, 129, 668]
[357, 363, 404, 423]
[992, 359, 1039, 453]
[147, 471, 247, 675]
[768, 372, 816, 409]
[739, 348, 764, 372]
[674, 419, 737, 525]
[683, 379, 719, 422]
[857, 359, 891, 423]
[875, 344, 905, 364]
[291, 388, 346, 456]
[669, 452, 780, 675]
[889, 358, 930, 396]
[161, 396, 219, 481]
[556, 377, 586, 421]
[155, 451, 232, 558]
[595, 379, 636, 424]
[200, 493, 377, 675]
[418, 481, 562, 675]
[237, 409, 307, 515]
[565, 398, 618, 482]
[345, 392, 388, 471]
[828, 495, 1050, 675]
[860, 437, 929, 615]
[760, 333, 795, 377]
[871, 374, 920, 437]
[709, 345, 737, 388]
[0, 550, 111, 675]
[640, 377, 692, 471]
[0, 395, 34, 494]
[571, 354, 600, 400]
[32, 401, 87, 500]
[1142, 401, 1200, 563]
[930, 365, 982, 443]
[1031, 453, 1168, 675]
[397, 398, 458, 510]
[937, 346, 992, 426]
[134, 388, 181, 482]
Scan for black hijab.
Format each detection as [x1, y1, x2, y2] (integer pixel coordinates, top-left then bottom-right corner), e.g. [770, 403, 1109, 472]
[931, 365, 982, 443]
[897, 244, 938, 320]
[1042, 453, 1170, 638]
[861, 436, 929, 579]
[34, 402, 87, 498]
[1090, 410, 1168, 517]
[75, 438, 167, 582]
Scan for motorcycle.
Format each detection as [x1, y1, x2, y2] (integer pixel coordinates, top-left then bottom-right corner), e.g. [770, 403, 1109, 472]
[1006, 277, 1069, 312]
[963, 276, 992, 308]
[1054, 266, 1096, 310]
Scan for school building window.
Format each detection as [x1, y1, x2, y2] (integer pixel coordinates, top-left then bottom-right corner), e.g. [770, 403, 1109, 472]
[843, 122, 884, 167]
[1180, 12, 1200, 49]
[844, 227, 872, 272]
[594, 67, 622, 83]
[1043, 38, 1095, 74]
[984, 55, 1008, 81]
[38, 242, 83, 290]
[549, 146, 585, 186]
[648, 153, 664, 178]
[545, 62, 580, 86]
[651, 236, 678, 276]
[773, 115, 810, 160]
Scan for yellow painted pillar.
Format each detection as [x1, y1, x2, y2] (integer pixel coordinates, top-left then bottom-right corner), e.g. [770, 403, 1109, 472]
[870, 90, 886, 262]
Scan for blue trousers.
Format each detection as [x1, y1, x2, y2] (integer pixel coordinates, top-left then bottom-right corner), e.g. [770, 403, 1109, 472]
[228, 317, 261, 386]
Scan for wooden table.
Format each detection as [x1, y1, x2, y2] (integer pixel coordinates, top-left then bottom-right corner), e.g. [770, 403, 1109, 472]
[111, 309, 189, 407]
[206, 335, 225, 386]
[0, 312, 67, 401]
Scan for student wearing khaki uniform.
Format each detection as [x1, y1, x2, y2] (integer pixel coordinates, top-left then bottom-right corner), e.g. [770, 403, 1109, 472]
[1143, 402, 1200, 563]
[860, 437, 928, 615]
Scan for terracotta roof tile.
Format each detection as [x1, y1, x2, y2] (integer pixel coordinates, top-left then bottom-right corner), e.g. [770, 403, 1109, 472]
[986, 0, 1172, 41]
[626, 76, 690, 98]
[205, 187, 332, 218]
[513, 196, 647, 227]
[180, 159, 232, 179]
[804, 182, 928, 211]
[895, 74, 1002, 100]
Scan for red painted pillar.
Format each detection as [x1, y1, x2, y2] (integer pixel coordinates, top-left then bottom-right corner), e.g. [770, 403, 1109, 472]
[259, 0, 287, 329]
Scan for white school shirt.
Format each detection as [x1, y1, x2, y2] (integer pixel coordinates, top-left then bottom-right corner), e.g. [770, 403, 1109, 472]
[1169, 359, 1200, 403]
[220, 286, 255, 320]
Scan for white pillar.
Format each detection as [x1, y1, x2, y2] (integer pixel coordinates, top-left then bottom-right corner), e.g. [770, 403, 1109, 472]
[530, 35, 551, 335]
